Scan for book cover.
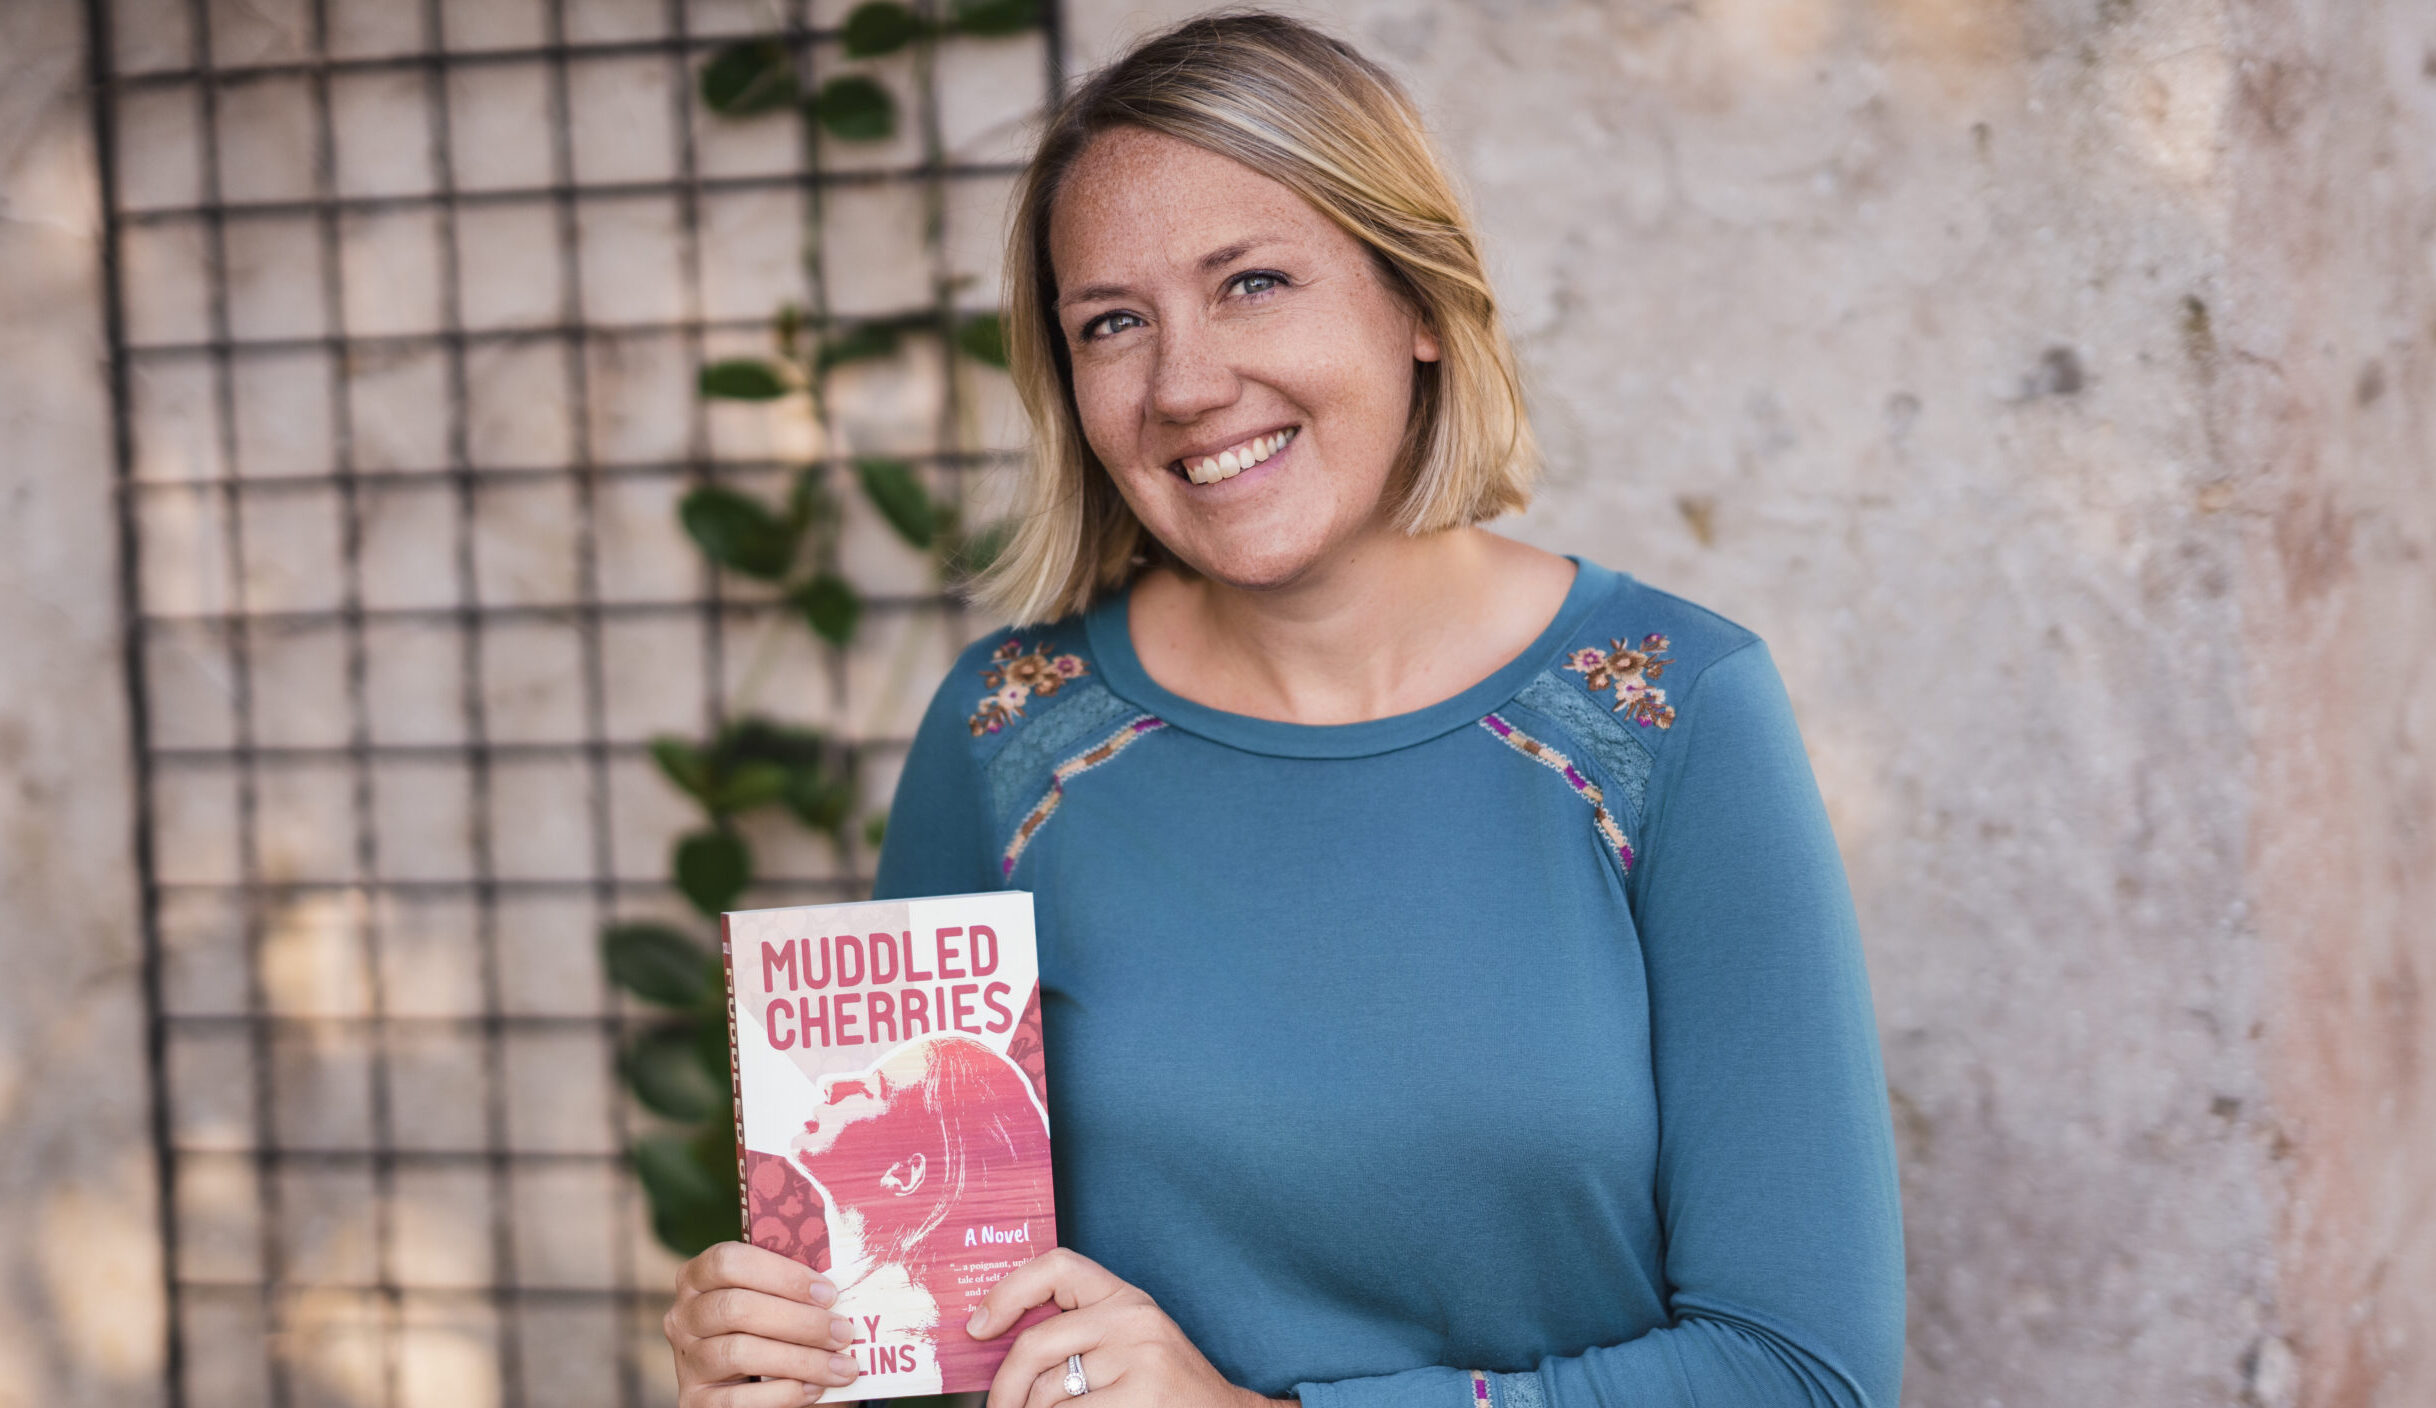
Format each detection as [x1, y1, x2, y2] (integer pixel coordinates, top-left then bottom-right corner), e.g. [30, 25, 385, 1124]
[722, 891, 1059, 1402]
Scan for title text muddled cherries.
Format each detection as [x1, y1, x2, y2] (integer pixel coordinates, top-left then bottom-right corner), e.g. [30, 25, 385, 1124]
[759, 926, 1016, 1049]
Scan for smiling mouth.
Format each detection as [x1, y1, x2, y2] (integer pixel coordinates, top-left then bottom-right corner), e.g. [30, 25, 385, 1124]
[1169, 426, 1298, 485]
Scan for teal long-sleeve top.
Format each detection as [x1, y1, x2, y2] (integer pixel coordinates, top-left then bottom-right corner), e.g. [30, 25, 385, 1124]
[873, 559, 1906, 1408]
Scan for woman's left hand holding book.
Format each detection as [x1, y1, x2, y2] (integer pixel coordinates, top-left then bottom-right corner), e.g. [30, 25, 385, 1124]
[966, 1246, 1297, 1408]
[666, 1240, 867, 1404]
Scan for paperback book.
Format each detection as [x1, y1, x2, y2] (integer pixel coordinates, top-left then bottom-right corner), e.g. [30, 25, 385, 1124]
[724, 891, 1058, 1402]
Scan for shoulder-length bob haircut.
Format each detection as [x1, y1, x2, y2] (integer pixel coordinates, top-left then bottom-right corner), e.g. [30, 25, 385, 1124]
[971, 8, 1537, 625]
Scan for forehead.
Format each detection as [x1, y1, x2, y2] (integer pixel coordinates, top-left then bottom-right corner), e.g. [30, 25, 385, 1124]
[1048, 126, 1338, 285]
[878, 1042, 935, 1081]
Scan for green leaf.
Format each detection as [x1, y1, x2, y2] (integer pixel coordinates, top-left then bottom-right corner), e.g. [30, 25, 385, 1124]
[634, 1133, 738, 1257]
[652, 1196, 737, 1259]
[692, 1016, 733, 1091]
[862, 812, 888, 850]
[954, 312, 1008, 369]
[602, 922, 716, 1008]
[649, 736, 712, 804]
[811, 74, 896, 142]
[687, 1122, 741, 1184]
[787, 467, 839, 534]
[793, 572, 861, 646]
[842, 0, 927, 57]
[675, 828, 751, 916]
[699, 38, 800, 116]
[946, 516, 1014, 582]
[718, 717, 831, 770]
[623, 1025, 729, 1122]
[928, 495, 962, 544]
[857, 458, 935, 549]
[635, 1130, 728, 1204]
[680, 485, 797, 580]
[815, 321, 902, 372]
[948, 0, 1040, 37]
[786, 770, 856, 836]
[697, 358, 791, 400]
[709, 759, 792, 816]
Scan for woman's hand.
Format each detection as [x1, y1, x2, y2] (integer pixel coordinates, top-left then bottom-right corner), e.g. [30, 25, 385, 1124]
[665, 1241, 864, 1406]
[967, 1247, 1295, 1408]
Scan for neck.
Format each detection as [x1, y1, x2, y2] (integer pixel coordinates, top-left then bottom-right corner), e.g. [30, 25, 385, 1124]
[1131, 525, 1571, 725]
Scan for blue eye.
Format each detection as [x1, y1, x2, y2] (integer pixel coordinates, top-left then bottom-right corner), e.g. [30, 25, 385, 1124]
[1232, 270, 1286, 296]
[1080, 311, 1144, 341]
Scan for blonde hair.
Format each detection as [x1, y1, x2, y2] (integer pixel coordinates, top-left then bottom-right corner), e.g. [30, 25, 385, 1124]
[970, 9, 1537, 625]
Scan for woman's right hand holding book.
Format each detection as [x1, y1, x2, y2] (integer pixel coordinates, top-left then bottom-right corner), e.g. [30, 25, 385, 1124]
[666, 1240, 864, 1405]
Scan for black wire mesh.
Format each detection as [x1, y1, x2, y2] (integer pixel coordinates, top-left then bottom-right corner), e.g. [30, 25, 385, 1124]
[85, 1, 1064, 1403]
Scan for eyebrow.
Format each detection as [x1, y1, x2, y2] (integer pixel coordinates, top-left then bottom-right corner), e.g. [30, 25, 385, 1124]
[1056, 236, 1283, 310]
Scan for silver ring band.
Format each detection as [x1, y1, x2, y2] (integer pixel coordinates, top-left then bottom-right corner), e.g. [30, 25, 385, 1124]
[1063, 1352, 1089, 1396]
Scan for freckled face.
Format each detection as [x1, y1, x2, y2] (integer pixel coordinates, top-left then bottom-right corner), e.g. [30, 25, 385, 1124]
[1047, 127, 1440, 591]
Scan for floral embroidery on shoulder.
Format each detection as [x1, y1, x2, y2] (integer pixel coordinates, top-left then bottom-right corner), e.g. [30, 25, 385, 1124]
[1565, 633, 1677, 729]
[967, 637, 1089, 735]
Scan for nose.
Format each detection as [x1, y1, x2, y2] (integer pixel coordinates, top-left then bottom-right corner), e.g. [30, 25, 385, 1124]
[1148, 318, 1239, 424]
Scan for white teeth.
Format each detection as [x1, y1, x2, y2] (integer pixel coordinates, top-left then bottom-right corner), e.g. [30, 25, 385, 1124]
[1180, 428, 1296, 485]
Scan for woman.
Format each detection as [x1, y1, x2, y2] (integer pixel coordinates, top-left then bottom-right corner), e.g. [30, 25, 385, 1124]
[663, 12, 1905, 1408]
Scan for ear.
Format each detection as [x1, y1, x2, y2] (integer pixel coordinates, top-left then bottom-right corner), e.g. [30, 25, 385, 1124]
[1413, 317, 1442, 364]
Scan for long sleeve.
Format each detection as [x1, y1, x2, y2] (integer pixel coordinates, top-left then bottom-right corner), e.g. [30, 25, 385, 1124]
[871, 655, 999, 901]
[1293, 641, 1906, 1408]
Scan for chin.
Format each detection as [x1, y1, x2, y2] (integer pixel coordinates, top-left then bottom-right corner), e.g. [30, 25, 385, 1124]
[1158, 511, 1357, 592]
[1178, 540, 1333, 594]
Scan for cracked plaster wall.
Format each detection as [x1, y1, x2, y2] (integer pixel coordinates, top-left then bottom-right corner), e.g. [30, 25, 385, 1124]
[1, 0, 2429, 1406]
[0, 2, 166, 1407]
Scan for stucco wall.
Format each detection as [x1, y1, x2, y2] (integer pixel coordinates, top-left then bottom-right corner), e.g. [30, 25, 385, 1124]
[2222, 2, 2436, 1402]
[0, 2, 165, 1406]
[1, 0, 2429, 1405]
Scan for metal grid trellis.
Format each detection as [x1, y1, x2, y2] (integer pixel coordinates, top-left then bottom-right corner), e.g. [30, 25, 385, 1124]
[84, 1, 1064, 1403]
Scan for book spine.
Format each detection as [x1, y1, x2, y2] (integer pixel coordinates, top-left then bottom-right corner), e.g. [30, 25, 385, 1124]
[721, 911, 748, 1244]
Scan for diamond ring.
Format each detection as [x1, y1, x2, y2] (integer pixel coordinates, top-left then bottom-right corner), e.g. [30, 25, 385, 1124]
[1063, 1352, 1089, 1396]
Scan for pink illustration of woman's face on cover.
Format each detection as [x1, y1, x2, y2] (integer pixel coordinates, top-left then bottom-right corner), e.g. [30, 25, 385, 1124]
[794, 1040, 955, 1249]
[788, 1032, 1053, 1374]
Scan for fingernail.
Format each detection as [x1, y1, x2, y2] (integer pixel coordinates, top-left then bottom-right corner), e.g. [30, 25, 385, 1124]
[829, 1353, 859, 1377]
[829, 1314, 855, 1346]
[966, 1306, 988, 1336]
[807, 1277, 837, 1307]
